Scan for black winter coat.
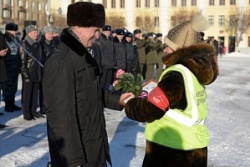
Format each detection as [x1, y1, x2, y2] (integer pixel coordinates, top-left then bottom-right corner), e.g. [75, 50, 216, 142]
[0, 32, 8, 82]
[20, 36, 43, 82]
[113, 37, 127, 70]
[99, 34, 115, 69]
[43, 29, 122, 167]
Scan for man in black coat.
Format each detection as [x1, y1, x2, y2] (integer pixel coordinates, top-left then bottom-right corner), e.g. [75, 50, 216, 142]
[3, 22, 22, 112]
[99, 25, 115, 90]
[21, 25, 43, 120]
[0, 32, 9, 128]
[43, 2, 133, 167]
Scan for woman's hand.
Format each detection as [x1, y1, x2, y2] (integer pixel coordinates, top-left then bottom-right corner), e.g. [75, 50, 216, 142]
[119, 92, 134, 106]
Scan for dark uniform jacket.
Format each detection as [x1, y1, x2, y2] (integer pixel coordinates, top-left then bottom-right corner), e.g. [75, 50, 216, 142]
[0, 32, 8, 82]
[99, 34, 115, 69]
[40, 35, 60, 64]
[113, 36, 127, 70]
[43, 28, 122, 167]
[20, 36, 43, 82]
[4, 32, 21, 69]
[125, 40, 139, 74]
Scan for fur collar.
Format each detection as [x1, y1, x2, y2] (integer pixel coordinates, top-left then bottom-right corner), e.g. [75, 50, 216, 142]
[162, 43, 218, 85]
[60, 28, 101, 76]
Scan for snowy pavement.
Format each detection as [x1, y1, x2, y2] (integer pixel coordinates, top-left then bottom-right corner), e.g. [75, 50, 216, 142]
[0, 52, 250, 167]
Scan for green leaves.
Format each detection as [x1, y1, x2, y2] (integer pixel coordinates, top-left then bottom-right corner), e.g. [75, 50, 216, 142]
[113, 70, 143, 97]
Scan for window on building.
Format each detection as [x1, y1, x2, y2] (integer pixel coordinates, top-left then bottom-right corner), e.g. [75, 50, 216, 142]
[3, 10, 11, 18]
[18, 0, 23, 6]
[145, 0, 150, 8]
[208, 15, 214, 26]
[26, 1, 29, 8]
[155, 0, 159, 7]
[209, 0, 214, 5]
[230, 0, 236, 5]
[111, 0, 116, 8]
[154, 16, 159, 27]
[32, 2, 36, 9]
[219, 0, 225, 5]
[136, 0, 141, 7]
[171, 0, 177, 7]
[38, 3, 41, 10]
[103, 0, 107, 8]
[181, 0, 186, 6]
[191, 0, 196, 6]
[120, 0, 125, 8]
[219, 15, 225, 26]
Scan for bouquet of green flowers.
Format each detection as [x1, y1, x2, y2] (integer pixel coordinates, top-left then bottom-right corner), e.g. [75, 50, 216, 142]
[112, 69, 144, 97]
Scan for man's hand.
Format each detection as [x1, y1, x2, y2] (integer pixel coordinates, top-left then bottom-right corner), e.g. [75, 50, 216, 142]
[119, 92, 134, 106]
[0, 48, 8, 57]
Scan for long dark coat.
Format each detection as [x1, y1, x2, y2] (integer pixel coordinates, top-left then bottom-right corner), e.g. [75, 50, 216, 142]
[43, 29, 122, 167]
[0, 32, 8, 83]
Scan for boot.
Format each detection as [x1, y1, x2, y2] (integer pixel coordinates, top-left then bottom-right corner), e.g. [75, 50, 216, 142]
[10, 99, 22, 111]
[13, 103, 22, 111]
[4, 101, 14, 112]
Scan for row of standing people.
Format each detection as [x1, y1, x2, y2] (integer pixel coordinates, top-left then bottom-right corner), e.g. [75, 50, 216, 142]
[91, 25, 167, 91]
[0, 22, 60, 122]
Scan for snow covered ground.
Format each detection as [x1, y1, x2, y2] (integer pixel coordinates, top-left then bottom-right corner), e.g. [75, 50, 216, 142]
[0, 52, 250, 167]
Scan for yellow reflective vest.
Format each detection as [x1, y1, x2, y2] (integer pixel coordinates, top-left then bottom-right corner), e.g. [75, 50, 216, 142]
[145, 64, 209, 150]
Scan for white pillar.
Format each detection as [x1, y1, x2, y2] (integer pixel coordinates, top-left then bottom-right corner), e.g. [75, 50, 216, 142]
[159, 0, 168, 37]
[126, 0, 134, 32]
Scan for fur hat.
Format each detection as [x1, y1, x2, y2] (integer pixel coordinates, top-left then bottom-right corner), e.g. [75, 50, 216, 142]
[67, 2, 105, 28]
[164, 15, 209, 51]
[43, 26, 54, 33]
[5, 23, 18, 31]
[25, 25, 37, 34]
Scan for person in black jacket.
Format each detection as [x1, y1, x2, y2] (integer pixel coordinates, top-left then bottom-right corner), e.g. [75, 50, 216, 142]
[20, 25, 44, 120]
[113, 28, 127, 71]
[3, 23, 22, 112]
[39, 25, 59, 115]
[42, 2, 133, 167]
[0, 32, 8, 128]
[124, 31, 140, 77]
[99, 25, 115, 90]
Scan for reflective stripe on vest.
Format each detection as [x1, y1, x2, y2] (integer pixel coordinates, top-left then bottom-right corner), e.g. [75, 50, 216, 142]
[145, 64, 209, 150]
[159, 64, 207, 127]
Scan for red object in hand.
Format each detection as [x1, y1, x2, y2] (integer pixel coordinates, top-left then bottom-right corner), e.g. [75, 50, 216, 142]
[148, 86, 169, 112]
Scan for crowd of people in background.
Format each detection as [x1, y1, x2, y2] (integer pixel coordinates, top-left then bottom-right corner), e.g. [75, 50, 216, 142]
[0, 22, 224, 128]
[0, 21, 167, 127]
[0, 23, 60, 127]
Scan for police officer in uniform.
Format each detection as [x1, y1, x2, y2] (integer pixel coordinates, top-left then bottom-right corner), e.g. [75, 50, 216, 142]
[3, 23, 22, 112]
[133, 29, 147, 79]
[145, 32, 159, 81]
[99, 25, 115, 90]
[124, 31, 140, 77]
[113, 29, 127, 71]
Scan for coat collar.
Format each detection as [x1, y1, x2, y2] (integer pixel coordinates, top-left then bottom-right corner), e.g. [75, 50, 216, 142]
[60, 28, 89, 56]
[60, 28, 101, 76]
